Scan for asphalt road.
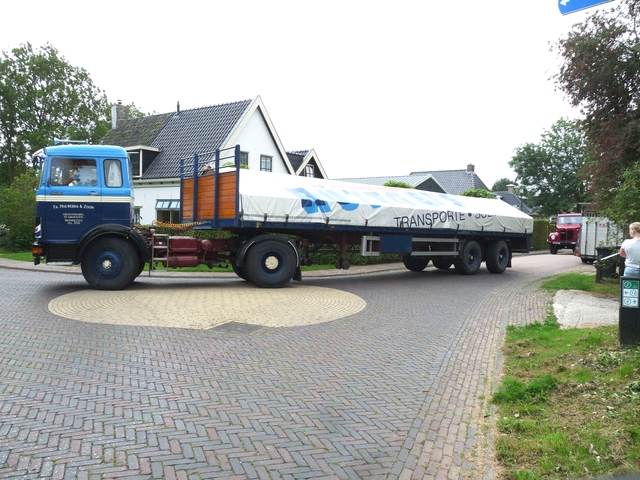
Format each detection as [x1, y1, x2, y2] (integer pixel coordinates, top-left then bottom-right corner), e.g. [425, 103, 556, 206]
[0, 252, 590, 479]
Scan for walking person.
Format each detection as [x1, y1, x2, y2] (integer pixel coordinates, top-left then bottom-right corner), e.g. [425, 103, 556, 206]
[619, 222, 640, 277]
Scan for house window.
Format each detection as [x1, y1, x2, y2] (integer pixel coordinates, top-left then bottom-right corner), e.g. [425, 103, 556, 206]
[155, 199, 181, 224]
[240, 151, 249, 168]
[129, 151, 142, 178]
[133, 207, 142, 225]
[305, 165, 314, 178]
[260, 155, 272, 172]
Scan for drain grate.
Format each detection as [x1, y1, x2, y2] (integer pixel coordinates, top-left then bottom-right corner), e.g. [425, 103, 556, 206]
[212, 322, 263, 334]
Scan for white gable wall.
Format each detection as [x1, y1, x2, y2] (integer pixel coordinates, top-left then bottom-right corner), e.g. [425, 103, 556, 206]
[133, 106, 290, 226]
[232, 109, 288, 174]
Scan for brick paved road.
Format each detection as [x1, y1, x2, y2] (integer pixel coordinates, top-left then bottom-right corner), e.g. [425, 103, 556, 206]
[0, 253, 588, 479]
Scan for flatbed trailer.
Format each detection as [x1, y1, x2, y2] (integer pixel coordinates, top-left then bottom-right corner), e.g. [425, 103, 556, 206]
[32, 144, 533, 290]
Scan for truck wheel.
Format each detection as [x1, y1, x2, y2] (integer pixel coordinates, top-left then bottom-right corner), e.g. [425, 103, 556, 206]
[231, 262, 248, 281]
[485, 240, 509, 274]
[550, 245, 558, 254]
[454, 240, 482, 275]
[81, 238, 137, 290]
[245, 239, 297, 288]
[402, 255, 430, 272]
[130, 258, 145, 284]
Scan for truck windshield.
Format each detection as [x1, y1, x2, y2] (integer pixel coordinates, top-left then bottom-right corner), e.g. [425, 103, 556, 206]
[557, 215, 581, 224]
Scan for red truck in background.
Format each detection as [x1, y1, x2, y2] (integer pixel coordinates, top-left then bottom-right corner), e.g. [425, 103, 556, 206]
[548, 213, 582, 254]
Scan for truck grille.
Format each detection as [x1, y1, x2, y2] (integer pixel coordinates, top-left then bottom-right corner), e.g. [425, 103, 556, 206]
[559, 230, 576, 241]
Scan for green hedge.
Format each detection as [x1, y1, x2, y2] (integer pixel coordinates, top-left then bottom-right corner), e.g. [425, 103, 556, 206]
[531, 219, 554, 251]
[308, 251, 401, 266]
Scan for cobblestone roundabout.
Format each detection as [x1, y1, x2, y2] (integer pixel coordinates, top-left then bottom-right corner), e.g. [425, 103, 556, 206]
[48, 283, 367, 329]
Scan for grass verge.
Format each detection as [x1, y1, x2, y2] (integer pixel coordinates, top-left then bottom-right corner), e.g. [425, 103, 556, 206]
[493, 271, 640, 479]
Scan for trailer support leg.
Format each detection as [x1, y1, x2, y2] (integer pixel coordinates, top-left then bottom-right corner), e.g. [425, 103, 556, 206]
[299, 238, 312, 267]
[336, 234, 350, 270]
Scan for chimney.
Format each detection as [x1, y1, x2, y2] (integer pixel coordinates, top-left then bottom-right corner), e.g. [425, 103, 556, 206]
[466, 164, 475, 172]
[177, 101, 180, 114]
[110, 100, 130, 129]
[507, 184, 515, 194]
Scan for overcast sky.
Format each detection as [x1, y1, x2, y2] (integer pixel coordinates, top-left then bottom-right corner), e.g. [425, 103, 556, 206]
[1, 1, 603, 188]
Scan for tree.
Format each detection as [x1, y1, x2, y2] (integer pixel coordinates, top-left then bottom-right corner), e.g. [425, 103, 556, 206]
[491, 178, 515, 192]
[0, 170, 38, 250]
[460, 188, 495, 198]
[608, 161, 640, 225]
[383, 180, 413, 188]
[0, 43, 110, 186]
[509, 118, 589, 216]
[553, 0, 640, 217]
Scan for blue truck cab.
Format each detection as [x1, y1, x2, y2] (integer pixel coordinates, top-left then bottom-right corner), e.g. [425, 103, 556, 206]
[32, 145, 149, 288]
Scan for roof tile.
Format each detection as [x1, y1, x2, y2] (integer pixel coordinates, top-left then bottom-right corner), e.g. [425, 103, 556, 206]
[144, 100, 252, 179]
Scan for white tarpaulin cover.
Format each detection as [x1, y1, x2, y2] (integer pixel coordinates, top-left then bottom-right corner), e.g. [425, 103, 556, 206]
[238, 170, 533, 234]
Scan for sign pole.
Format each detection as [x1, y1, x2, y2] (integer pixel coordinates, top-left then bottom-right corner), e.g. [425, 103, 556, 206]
[620, 277, 640, 346]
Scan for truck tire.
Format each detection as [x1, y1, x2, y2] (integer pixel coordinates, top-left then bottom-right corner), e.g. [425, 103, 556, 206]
[131, 258, 145, 284]
[231, 262, 248, 281]
[454, 240, 482, 275]
[485, 240, 509, 274]
[550, 244, 558, 254]
[245, 239, 297, 288]
[432, 258, 453, 270]
[402, 255, 430, 272]
[81, 238, 138, 290]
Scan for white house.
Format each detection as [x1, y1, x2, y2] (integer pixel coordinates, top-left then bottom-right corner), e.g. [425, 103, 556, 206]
[101, 96, 327, 225]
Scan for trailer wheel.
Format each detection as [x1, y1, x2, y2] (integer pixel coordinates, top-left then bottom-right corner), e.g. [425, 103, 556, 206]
[485, 240, 509, 274]
[454, 240, 482, 275]
[81, 238, 137, 290]
[402, 255, 430, 272]
[245, 239, 297, 288]
[432, 258, 453, 270]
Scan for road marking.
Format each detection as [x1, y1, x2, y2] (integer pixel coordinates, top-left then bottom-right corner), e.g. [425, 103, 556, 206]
[48, 283, 367, 329]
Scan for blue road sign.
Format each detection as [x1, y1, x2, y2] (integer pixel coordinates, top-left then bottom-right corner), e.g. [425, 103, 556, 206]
[559, 0, 614, 15]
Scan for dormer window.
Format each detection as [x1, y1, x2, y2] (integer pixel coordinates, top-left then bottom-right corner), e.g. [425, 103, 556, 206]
[125, 146, 161, 179]
[129, 151, 142, 178]
[305, 165, 314, 177]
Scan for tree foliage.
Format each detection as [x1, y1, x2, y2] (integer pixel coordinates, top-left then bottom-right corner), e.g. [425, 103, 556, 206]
[0, 43, 110, 186]
[608, 161, 640, 225]
[383, 180, 413, 189]
[0, 171, 38, 250]
[553, 0, 640, 219]
[491, 178, 515, 192]
[509, 118, 589, 216]
[460, 188, 495, 198]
